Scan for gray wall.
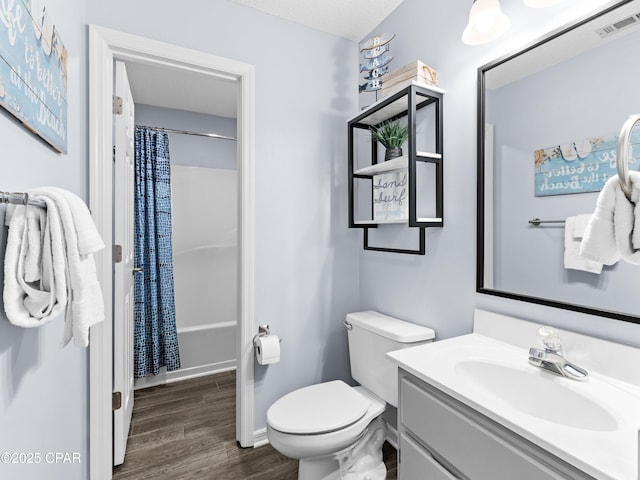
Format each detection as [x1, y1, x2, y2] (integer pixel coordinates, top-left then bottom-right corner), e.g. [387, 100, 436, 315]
[135, 104, 237, 169]
[358, 0, 640, 346]
[0, 0, 89, 478]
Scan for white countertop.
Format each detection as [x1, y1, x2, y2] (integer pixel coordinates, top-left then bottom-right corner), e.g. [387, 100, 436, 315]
[387, 333, 640, 480]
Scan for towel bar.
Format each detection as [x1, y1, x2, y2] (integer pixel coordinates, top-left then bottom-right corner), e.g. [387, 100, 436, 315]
[528, 218, 565, 226]
[0, 191, 46, 208]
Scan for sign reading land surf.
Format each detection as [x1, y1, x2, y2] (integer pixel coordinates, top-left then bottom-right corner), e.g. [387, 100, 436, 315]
[0, 0, 67, 153]
[534, 130, 640, 197]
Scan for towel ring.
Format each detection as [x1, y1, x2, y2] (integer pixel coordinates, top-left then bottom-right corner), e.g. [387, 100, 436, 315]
[616, 113, 640, 201]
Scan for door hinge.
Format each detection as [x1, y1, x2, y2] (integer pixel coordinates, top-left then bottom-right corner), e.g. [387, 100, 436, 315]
[113, 95, 123, 115]
[112, 391, 122, 411]
[112, 146, 116, 162]
[113, 244, 123, 263]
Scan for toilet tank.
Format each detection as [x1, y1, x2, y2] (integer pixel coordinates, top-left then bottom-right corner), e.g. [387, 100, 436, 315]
[346, 311, 435, 408]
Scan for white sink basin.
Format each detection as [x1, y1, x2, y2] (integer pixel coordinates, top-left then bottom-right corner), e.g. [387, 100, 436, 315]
[454, 358, 619, 432]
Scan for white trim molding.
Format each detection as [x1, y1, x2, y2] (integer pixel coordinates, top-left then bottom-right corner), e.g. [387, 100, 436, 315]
[88, 25, 256, 479]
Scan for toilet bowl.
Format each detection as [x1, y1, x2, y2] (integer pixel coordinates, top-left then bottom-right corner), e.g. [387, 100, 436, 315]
[266, 311, 435, 480]
[267, 382, 385, 459]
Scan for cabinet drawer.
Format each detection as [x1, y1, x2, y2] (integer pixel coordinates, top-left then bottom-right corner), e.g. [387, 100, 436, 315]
[400, 433, 458, 480]
[400, 375, 592, 480]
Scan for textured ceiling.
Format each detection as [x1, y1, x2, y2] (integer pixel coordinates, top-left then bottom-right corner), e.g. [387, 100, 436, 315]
[229, 0, 405, 42]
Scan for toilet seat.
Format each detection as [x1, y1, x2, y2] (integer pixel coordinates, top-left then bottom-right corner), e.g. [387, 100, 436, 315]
[267, 380, 370, 435]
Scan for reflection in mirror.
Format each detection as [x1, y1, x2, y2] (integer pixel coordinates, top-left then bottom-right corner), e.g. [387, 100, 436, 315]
[478, 0, 640, 323]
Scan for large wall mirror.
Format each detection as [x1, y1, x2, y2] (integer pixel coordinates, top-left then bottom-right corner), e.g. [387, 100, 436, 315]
[477, 0, 640, 324]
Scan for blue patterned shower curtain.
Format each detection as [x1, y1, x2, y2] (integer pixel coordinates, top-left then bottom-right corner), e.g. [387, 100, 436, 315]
[133, 127, 181, 377]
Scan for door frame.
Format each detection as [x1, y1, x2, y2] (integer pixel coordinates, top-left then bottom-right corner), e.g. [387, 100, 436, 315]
[88, 25, 256, 479]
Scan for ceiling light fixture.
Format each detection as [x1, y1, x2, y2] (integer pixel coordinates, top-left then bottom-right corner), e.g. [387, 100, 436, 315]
[462, 0, 511, 46]
[523, 0, 564, 7]
[462, 0, 566, 45]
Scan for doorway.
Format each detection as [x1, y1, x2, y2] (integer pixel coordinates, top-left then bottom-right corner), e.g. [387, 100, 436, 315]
[88, 25, 256, 480]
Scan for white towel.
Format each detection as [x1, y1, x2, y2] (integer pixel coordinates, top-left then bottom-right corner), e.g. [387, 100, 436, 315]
[571, 214, 592, 239]
[3, 187, 105, 347]
[4, 202, 68, 328]
[580, 172, 640, 265]
[564, 215, 602, 273]
[4, 204, 43, 282]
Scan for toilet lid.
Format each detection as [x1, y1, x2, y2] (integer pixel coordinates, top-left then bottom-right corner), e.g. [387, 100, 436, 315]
[267, 380, 370, 435]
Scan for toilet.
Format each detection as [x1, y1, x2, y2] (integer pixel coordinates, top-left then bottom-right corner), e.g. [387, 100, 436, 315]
[266, 311, 435, 479]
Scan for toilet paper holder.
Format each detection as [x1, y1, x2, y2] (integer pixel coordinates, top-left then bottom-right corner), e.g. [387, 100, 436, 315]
[253, 324, 282, 348]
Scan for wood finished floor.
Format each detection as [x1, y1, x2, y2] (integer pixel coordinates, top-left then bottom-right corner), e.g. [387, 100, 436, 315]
[113, 372, 397, 480]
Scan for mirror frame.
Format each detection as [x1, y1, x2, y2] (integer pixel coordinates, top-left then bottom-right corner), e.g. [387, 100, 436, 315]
[476, 0, 640, 325]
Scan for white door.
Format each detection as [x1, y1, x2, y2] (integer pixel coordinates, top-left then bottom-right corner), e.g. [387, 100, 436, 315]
[113, 60, 136, 466]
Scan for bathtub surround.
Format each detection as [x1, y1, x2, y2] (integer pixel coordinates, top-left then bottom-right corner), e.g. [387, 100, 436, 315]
[170, 166, 238, 379]
[133, 127, 181, 377]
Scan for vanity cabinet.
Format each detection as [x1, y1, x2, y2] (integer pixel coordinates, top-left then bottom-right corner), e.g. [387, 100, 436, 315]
[397, 370, 596, 480]
[347, 82, 444, 255]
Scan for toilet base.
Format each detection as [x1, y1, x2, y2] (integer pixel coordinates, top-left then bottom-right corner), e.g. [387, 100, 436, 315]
[298, 457, 341, 480]
[295, 417, 387, 480]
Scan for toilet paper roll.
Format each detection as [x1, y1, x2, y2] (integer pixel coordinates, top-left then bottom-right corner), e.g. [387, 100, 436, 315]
[255, 334, 280, 365]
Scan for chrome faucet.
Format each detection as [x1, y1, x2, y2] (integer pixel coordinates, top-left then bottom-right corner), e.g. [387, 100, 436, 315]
[528, 326, 589, 381]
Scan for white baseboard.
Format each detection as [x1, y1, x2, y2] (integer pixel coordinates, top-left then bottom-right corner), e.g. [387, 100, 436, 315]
[386, 423, 398, 449]
[134, 361, 236, 390]
[253, 427, 269, 448]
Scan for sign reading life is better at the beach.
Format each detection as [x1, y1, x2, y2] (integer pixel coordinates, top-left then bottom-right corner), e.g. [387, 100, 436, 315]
[0, 0, 68, 153]
[534, 132, 640, 197]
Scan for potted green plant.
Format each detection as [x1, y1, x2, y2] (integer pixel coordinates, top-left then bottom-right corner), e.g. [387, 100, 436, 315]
[370, 120, 409, 161]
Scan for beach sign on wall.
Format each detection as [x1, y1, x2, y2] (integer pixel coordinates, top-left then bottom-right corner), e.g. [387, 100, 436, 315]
[534, 130, 640, 197]
[0, 0, 68, 153]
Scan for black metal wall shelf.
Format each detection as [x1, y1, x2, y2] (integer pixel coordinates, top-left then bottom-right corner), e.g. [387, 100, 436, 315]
[348, 81, 445, 255]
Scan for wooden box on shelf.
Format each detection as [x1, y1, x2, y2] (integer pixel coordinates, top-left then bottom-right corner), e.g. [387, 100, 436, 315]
[381, 60, 439, 99]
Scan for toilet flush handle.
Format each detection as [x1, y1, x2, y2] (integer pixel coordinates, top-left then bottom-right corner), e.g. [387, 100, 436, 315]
[343, 320, 352, 330]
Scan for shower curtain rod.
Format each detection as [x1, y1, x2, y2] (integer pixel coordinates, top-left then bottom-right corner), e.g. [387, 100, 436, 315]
[137, 125, 237, 141]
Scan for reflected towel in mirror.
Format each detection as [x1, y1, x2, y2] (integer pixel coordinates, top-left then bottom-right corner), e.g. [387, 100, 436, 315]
[565, 215, 602, 274]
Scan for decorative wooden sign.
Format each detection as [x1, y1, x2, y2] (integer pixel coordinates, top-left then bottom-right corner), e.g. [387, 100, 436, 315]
[373, 169, 408, 221]
[359, 33, 394, 95]
[360, 33, 395, 51]
[534, 131, 640, 196]
[0, 0, 68, 153]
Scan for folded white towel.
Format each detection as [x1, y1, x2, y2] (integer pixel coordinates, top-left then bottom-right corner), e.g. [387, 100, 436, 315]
[571, 214, 592, 239]
[3, 187, 105, 347]
[564, 216, 603, 273]
[580, 172, 640, 265]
